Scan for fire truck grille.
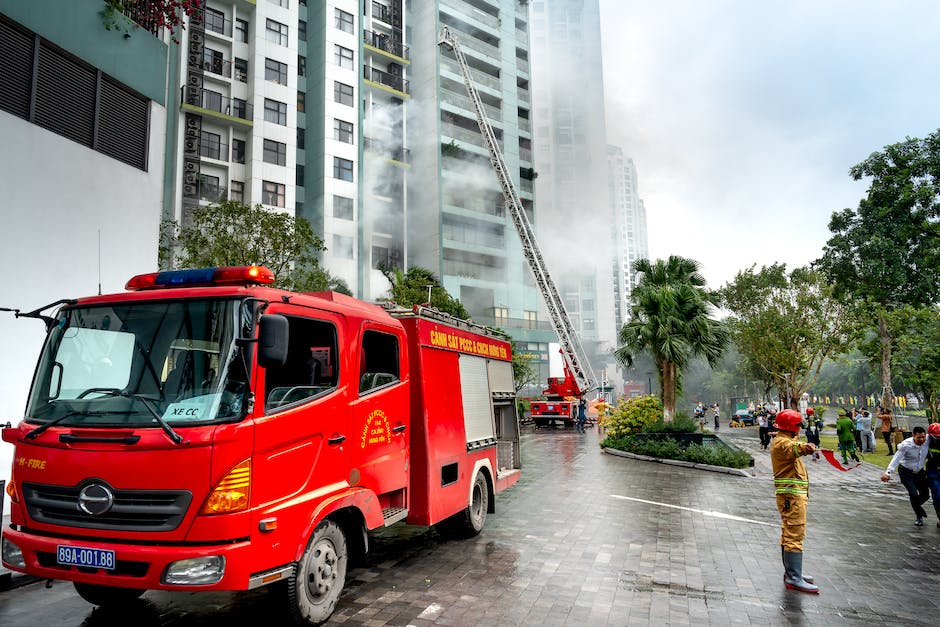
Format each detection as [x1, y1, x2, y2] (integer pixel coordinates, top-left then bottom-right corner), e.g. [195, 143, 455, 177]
[22, 482, 193, 532]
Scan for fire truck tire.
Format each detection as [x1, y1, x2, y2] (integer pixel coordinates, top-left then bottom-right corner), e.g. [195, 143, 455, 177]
[72, 582, 145, 606]
[288, 518, 348, 625]
[439, 471, 489, 538]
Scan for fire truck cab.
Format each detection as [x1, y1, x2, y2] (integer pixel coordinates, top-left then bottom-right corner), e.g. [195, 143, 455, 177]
[1, 266, 521, 624]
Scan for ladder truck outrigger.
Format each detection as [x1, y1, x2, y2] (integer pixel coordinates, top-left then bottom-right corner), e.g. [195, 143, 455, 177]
[439, 27, 598, 428]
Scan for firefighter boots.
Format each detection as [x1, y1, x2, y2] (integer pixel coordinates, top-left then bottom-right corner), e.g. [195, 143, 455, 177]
[782, 550, 819, 593]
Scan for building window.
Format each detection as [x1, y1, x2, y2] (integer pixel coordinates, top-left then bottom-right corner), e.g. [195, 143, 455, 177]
[297, 91, 305, 113]
[298, 19, 306, 40]
[264, 98, 287, 125]
[263, 139, 287, 166]
[296, 127, 305, 149]
[262, 180, 285, 207]
[233, 58, 248, 82]
[494, 307, 509, 323]
[204, 7, 226, 35]
[232, 98, 248, 119]
[296, 164, 305, 186]
[230, 180, 244, 203]
[235, 18, 249, 42]
[335, 8, 353, 33]
[333, 119, 353, 143]
[333, 195, 354, 220]
[334, 45, 353, 70]
[333, 157, 353, 182]
[298, 55, 306, 77]
[334, 81, 353, 106]
[265, 19, 288, 46]
[333, 234, 354, 259]
[269, 0, 289, 7]
[200, 131, 221, 159]
[265, 58, 288, 85]
[232, 138, 246, 163]
[203, 88, 222, 112]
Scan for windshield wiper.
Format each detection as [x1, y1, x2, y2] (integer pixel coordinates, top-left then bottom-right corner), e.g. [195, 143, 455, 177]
[91, 390, 188, 446]
[25, 409, 131, 440]
[32, 390, 187, 446]
[133, 393, 187, 446]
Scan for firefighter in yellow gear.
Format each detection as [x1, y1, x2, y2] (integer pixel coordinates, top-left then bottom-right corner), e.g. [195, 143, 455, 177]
[771, 409, 819, 594]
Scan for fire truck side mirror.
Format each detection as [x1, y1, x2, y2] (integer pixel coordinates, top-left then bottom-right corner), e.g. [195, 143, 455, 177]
[258, 314, 289, 368]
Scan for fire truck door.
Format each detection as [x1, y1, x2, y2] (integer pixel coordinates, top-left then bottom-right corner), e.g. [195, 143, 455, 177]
[251, 310, 349, 512]
[349, 327, 409, 502]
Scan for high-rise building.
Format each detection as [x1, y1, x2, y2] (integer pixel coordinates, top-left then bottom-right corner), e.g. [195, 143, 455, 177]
[409, 0, 547, 360]
[607, 146, 649, 330]
[529, 0, 616, 359]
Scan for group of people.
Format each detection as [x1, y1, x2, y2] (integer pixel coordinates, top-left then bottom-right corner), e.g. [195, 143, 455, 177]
[771, 408, 940, 596]
[693, 402, 721, 430]
[833, 405, 897, 463]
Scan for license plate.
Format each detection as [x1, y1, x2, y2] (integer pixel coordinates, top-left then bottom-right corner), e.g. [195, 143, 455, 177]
[57, 545, 116, 570]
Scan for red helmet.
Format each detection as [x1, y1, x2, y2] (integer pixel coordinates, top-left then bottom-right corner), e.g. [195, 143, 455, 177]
[775, 409, 804, 432]
[805, 407, 814, 416]
[929, 423, 940, 437]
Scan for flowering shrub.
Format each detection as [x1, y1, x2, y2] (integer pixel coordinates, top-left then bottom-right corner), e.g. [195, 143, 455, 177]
[102, 0, 203, 41]
[603, 395, 663, 440]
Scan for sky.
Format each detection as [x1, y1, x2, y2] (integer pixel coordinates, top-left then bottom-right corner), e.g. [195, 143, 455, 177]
[597, 0, 940, 289]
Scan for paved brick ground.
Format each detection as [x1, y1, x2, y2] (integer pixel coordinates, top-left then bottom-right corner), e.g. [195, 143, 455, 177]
[1, 425, 938, 626]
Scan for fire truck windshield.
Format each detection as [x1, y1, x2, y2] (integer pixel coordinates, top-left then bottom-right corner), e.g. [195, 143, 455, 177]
[25, 299, 250, 429]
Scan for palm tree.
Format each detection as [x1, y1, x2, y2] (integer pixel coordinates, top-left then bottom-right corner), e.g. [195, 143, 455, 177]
[615, 256, 729, 422]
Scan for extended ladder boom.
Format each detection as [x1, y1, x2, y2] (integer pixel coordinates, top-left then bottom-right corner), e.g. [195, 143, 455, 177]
[438, 27, 597, 395]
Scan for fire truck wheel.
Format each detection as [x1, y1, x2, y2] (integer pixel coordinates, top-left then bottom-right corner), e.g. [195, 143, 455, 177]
[288, 518, 348, 625]
[439, 471, 489, 538]
[72, 582, 145, 606]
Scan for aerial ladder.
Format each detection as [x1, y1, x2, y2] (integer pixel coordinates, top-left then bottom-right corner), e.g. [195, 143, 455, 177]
[438, 27, 598, 405]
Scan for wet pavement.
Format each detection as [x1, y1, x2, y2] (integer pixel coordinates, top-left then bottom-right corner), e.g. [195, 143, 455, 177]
[1, 425, 938, 625]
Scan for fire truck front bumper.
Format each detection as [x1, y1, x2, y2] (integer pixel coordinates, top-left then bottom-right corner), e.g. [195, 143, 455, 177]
[1, 526, 260, 591]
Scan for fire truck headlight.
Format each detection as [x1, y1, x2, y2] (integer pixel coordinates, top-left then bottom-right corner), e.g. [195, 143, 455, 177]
[2, 536, 26, 569]
[163, 556, 225, 585]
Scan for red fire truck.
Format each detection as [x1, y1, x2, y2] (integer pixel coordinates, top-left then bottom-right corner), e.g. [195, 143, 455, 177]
[528, 357, 581, 427]
[1, 265, 521, 624]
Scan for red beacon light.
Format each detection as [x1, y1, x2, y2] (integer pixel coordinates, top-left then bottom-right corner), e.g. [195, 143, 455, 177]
[126, 266, 276, 291]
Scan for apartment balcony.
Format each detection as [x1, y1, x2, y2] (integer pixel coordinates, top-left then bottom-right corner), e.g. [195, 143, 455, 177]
[184, 180, 228, 204]
[440, 0, 499, 31]
[516, 56, 529, 75]
[519, 147, 531, 163]
[181, 87, 253, 124]
[363, 30, 409, 61]
[472, 315, 553, 332]
[441, 57, 501, 92]
[441, 121, 486, 150]
[458, 33, 500, 62]
[440, 87, 501, 122]
[199, 56, 232, 79]
[363, 65, 410, 95]
[363, 136, 411, 163]
[371, 1, 402, 29]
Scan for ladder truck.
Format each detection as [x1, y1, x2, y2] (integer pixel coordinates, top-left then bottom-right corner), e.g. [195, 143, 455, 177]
[438, 27, 598, 427]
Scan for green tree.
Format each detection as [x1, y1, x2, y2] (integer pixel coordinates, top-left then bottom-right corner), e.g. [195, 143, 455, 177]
[508, 338, 540, 393]
[817, 130, 940, 409]
[615, 256, 729, 422]
[160, 201, 350, 294]
[719, 264, 858, 410]
[889, 305, 940, 421]
[378, 265, 469, 319]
